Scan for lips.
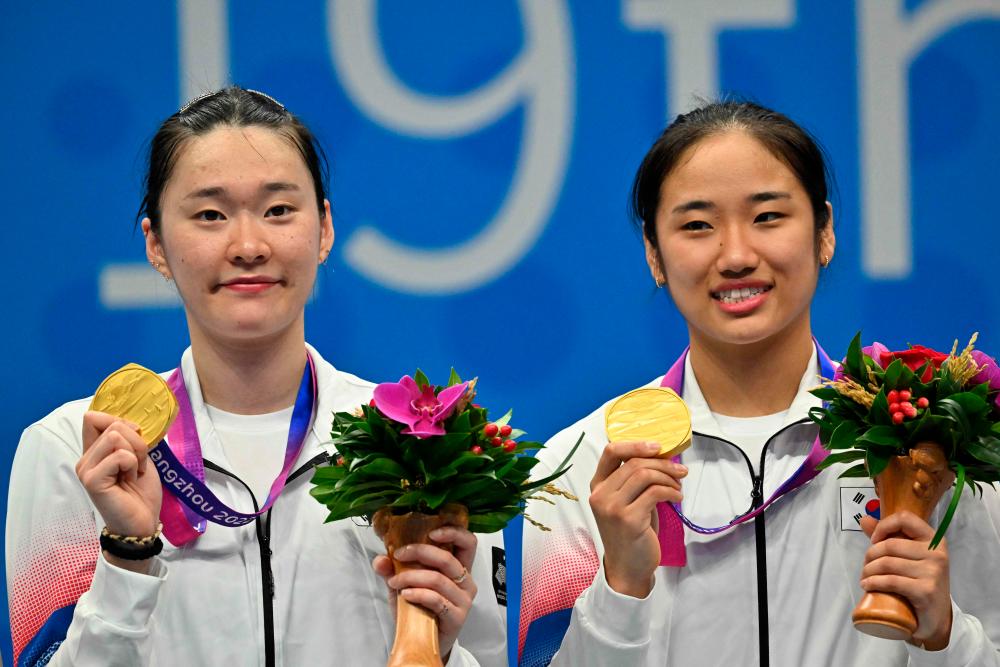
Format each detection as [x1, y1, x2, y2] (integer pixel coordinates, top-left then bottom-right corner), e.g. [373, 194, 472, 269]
[218, 276, 280, 293]
[710, 282, 773, 315]
[711, 285, 772, 305]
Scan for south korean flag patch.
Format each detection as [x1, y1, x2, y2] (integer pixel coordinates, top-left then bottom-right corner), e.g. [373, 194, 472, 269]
[840, 484, 880, 531]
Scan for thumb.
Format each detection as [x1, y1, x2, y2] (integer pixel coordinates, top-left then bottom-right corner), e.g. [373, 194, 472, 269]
[860, 515, 878, 539]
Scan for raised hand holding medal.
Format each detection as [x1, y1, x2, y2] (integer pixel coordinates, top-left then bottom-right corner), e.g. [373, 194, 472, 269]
[589, 387, 692, 597]
[79, 363, 179, 570]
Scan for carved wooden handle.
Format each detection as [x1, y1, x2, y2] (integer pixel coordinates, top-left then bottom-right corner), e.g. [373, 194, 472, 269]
[388, 561, 443, 667]
[853, 442, 954, 640]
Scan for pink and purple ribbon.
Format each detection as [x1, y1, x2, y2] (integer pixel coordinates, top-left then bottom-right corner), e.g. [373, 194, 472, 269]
[656, 341, 835, 566]
[151, 354, 317, 546]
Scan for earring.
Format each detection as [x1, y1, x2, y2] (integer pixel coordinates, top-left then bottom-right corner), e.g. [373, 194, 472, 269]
[822, 254, 831, 268]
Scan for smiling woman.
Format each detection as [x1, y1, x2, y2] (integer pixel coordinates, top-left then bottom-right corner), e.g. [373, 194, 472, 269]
[518, 101, 1000, 667]
[6, 87, 506, 667]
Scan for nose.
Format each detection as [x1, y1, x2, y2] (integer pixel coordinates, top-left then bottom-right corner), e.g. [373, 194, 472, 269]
[227, 215, 271, 265]
[715, 222, 759, 277]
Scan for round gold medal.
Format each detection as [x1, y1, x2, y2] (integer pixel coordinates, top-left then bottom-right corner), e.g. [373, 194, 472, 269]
[89, 363, 179, 448]
[605, 387, 692, 458]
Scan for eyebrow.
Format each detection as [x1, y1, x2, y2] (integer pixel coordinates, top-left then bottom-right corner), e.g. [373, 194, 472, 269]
[183, 182, 301, 200]
[671, 200, 714, 214]
[670, 191, 792, 214]
[749, 191, 791, 203]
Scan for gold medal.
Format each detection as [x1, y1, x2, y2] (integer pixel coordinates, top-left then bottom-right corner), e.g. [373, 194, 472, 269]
[90, 363, 179, 448]
[605, 387, 692, 458]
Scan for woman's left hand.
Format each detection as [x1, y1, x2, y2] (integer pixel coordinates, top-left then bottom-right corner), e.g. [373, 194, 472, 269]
[860, 511, 953, 650]
[373, 526, 479, 661]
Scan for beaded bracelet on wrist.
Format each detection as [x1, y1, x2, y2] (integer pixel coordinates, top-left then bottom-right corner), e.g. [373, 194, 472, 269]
[100, 523, 164, 561]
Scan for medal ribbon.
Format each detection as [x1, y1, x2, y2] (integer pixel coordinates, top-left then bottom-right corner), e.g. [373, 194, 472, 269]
[655, 340, 835, 566]
[153, 354, 317, 546]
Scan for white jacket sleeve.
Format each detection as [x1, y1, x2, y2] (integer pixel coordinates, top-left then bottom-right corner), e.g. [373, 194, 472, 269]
[518, 417, 656, 666]
[905, 487, 1000, 667]
[7, 416, 165, 667]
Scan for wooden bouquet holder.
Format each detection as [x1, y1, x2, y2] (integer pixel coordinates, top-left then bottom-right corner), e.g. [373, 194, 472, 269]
[373, 504, 469, 667]
[853, 441, 955, 640]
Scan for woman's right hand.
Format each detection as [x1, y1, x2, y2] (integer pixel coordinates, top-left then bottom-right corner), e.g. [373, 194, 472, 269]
[589, 441, 687, 598]
[76, 411, 162, 572]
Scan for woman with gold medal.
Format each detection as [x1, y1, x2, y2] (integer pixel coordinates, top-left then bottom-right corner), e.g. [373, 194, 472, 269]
[517, 101, 1000, 666]
[6, 88, 505, 667]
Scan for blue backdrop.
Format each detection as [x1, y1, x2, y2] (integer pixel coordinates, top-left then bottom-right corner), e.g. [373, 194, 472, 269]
[3, 1, 998, 664]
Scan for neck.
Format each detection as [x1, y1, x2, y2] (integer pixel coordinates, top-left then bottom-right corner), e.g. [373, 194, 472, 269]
[188, 323, 307, 415]
[687, 316, 814, 417]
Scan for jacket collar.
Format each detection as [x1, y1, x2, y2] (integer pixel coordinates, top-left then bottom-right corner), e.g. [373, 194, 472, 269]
[681, 346, 824, 442]
[174, 343, 371, 467]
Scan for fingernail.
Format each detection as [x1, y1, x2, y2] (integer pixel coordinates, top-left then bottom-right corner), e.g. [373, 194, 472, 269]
[395, 545, 411, 558]
[429, 529, 445, 539]
[645, 442, 660, 454]
[400, 588, 414, 598]
[676, 464, 688, 474]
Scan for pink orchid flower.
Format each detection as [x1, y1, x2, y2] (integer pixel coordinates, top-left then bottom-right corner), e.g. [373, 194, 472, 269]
[373, 376, 469, 438]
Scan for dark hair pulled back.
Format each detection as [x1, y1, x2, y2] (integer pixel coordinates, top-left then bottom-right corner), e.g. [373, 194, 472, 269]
[630, 101, 832, 249]
[137, 86, 328, 233]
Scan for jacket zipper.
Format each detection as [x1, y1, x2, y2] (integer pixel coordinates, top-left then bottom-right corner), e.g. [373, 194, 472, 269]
[752, 451, 769, 667]
[690, 421, 812, 667]
[202, 452, 328, 667]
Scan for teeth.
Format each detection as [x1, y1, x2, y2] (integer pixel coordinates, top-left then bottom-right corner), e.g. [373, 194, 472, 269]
[715, 287, 767, 304]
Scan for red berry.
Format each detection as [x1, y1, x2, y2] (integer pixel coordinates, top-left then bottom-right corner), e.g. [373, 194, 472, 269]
[903, 404, 917, 418]
[916, 397, 929, 409]
[892, 412, 905, 424]
[471, 445, 483, 455]
[898, 390, 911, 401]
[490, 436, 503, 446]
[889, 402, 900, 413]
[503, 441, 517, 452]
[499, 424, 513, 437]
[484, 423, 499, 437]
[887, 390, 899, 403]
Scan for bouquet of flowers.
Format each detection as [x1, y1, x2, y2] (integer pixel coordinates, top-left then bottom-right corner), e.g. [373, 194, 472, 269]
[810, 333, 1000, 639]
[811, 333, 1000, 545]
[310, 369, 578, 531]
[310, 370, 579, 666]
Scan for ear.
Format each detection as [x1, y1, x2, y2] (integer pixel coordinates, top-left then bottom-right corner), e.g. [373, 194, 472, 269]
[318, 199, 334, 264]
[142, 218, 172, 280]
[819, 201, 836, 267]
[644, 236, 667, 287]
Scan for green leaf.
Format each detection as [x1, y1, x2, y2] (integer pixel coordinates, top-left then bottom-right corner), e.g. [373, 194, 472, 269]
[967, 436, 1000, 467]
[882, 359, 904, 391]
[414, 369, 430, 388]
[818, 450, 866, 467]
[828, 421, 860, 451]
[838, 463, 870, 478]
[857, 425, 902, 448]
[929, 463, 964, 549]
[550, 432, 586, 478]
[868, 391, 891, 426]
[865, 450, 890, 478]
[447, 368, 463, 387]
[493, 409, 513, 428]
[810, 386, 841, 402]
[845, 332, 864, 380]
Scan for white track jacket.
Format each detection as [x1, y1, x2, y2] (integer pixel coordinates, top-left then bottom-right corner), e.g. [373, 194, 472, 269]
[519, 352, 1000, 667]
[7, 345, 507, 667]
